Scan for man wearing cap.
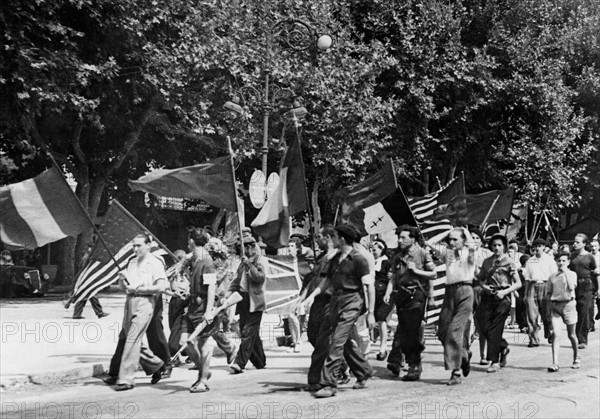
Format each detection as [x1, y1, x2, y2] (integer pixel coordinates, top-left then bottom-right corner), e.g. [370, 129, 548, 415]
[523, 238, 558, 347]
[384, 225, 436, 381]
[227, 229, 268, 373]
[302, 224, 375, 398]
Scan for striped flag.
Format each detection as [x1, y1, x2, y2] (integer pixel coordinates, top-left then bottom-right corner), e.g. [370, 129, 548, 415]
[407, 176, 465, 324]
[71, 200, 168, 304]
[264, 255, 302, 315]
[0, 166, 89, 249]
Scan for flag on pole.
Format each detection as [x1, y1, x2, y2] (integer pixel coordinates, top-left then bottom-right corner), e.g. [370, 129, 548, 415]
[128, 156, 238, 212]
[264, 255, 303, 314]
[335, 160, 418, 237]
[0, 166, 90, 249]
[335, 160, 397, 221]
[251, 135, 308, 248]
[71, 200, 168, 304]
[432, 188, 515, 227]
[406, 176, 465, 324]
[408, 175, 465, 243]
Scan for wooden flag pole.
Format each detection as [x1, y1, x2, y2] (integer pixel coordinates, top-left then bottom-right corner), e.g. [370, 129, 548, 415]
[45, 152, 121, 274]
[333, 204, 340, 225]
[227, 137, 244, 249]
[480, 194, 501, 228]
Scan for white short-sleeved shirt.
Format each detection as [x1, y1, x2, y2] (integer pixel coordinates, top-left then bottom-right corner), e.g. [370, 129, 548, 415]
[126, 254, 167, 289]
[524, 252, 557, 282]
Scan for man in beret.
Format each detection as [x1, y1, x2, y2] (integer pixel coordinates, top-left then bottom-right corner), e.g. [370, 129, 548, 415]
[226, 230, 268, 373]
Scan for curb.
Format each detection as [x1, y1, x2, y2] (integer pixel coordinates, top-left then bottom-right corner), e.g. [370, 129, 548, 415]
[1, 364, 105, 389]
[1, 336, 282, 390]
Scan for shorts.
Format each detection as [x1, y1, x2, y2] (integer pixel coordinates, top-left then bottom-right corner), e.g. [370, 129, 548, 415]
[183, 310, 221, 337]
[551, 300, 577, 326]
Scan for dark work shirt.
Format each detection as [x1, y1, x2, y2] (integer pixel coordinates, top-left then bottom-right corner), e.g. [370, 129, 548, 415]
[187, 253, 216, 313]
[326, 249, 370, 292]
[390, 244, 435, 288]
[477, 254, 517, 288]
[570, 251, 598, 292]
[569, 251, 596, 279]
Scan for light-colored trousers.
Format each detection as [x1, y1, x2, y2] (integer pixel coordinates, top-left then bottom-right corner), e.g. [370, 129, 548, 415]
[118, 295, 163, 385]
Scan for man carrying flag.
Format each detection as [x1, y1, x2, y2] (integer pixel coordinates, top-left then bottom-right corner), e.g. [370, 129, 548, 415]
[108, 234, 168, 391]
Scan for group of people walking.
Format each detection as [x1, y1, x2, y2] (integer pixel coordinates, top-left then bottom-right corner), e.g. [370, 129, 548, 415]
[98, 223, 598, 396]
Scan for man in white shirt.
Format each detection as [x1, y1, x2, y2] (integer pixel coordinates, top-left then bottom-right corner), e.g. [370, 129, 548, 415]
[523, 238, 557, 347]
[113, 234, 168, 391]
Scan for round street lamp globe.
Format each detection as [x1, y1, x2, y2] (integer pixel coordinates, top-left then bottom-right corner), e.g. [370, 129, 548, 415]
[317, 34, 333, 51]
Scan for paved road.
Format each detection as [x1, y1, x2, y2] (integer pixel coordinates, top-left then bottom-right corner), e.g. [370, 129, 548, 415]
[2, 323, 599, 419]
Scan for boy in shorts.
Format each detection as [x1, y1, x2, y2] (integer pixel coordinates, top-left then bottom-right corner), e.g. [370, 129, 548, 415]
[546, 252, 579, 372]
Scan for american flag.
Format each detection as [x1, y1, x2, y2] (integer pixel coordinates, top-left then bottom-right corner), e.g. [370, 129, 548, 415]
[71, 200, 168, 305]
[264, 255, 302, 315]
[407, 176, 465, 324]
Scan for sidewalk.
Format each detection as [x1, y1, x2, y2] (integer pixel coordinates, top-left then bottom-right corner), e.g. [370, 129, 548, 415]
[0, 293, 285, 389]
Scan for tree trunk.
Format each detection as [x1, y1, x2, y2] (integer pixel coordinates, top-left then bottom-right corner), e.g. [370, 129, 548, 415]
[421, 170, 430, 195]
[55, 237, 76, 286]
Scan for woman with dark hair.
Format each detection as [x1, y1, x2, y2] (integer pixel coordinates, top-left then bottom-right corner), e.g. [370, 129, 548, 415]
[476, 234, 522, 373]
[371, 239, 392, 360]
[470, 228, 493, 365]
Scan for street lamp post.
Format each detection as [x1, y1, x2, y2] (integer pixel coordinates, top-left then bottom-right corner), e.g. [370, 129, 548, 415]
[224, 18, 331, 208]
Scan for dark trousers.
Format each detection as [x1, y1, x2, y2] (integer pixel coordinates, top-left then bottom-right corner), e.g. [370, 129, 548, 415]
[168, 297, 187, 355]
[320, 292, 372, 388]
[515, 285, 527, 330]
[307, 296, 328, 347]
[575, 279, 593, 345]
[146, 297, 171, 365]
[234, 293, 266, 369]
[307, 295, 348, 385]
[73, 296, 103, 318]
[480, 294, 510, 363]
[389, 288, 426, 367]
[437, 284, 473, 371]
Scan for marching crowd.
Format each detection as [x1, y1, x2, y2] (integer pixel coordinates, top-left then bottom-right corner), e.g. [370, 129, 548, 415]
[99, 224, 599, 398]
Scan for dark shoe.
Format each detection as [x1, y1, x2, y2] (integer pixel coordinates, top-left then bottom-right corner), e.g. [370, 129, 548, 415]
[230, 364, 244, 374]
[376, 351, 388, 361]
[304, 384, 322, 393]
[500, 347, 510, 368]
[101, 375, 117, 385]
[387, 362, 400, 376]
[97, 312, 110, 318]
[528, 342, 539, 347]
[314, 386, 337, 398]
[151, 369, 163, 384]
[352, 377, 369, 389]
[448, 372, 462, 385]
[461, 351, 472, 378]
[547, 364, 559, 373]
[402, 365, 422, 382]
[115, 383, 134, 391]
[548, 336, 554, 344]
[161, 365, 173, 379]
[577, 343, 586, 349]
[227, 343, 239, 365]
[479, 359, 489, 366]
[73, 316, 84, 319]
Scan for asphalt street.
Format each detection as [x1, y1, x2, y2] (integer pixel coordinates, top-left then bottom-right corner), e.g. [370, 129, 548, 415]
[2, 300, 599, 419]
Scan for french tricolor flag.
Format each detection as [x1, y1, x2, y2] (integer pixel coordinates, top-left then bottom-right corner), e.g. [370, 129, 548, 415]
[0, 166, 89, 249]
